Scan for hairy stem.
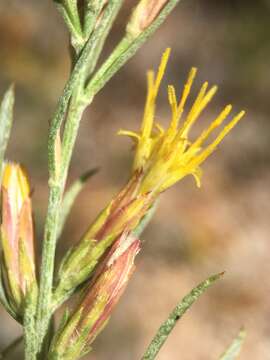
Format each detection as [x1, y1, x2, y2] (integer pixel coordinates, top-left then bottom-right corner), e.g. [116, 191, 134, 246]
[35, 93, 85, 356]
[35, 3, 124, 355]
[34, 0, 183, 357]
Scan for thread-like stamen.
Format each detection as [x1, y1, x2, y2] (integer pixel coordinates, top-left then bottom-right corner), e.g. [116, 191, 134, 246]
[177, 67, 197, 114]
[118, 130, 140, 140]
[178, 81, 209, 138]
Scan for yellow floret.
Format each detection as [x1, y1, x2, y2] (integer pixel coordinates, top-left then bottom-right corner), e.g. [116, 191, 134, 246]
[118, 48, 245, 193]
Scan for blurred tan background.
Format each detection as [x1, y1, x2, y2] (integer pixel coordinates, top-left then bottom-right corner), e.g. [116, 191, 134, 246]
[1, 0, 270, 359]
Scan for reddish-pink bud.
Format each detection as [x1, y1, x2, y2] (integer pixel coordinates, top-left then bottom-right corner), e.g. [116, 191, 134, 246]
[0, 163, 37, 314]
[127, 0, 168, 37]
[51, 233, 140, 359]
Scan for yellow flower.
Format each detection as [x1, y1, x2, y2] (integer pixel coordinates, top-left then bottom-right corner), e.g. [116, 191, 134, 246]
[55, 49, 246, 301]
[119, 48, 245, 193]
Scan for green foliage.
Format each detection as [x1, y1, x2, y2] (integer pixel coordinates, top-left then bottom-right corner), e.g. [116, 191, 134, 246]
[57, 168, 98, 240]
[141, 272, 224, 360]
[0, 1, 247, 359]
[219, 328, 246, 360]
[0, 85, 14, 179]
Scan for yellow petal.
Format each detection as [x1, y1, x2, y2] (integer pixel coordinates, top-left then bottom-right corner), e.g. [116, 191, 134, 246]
[178, 67, 197, 112]
[190, 104, 233, 150]
[118, 129, 141, 141]
[153, 48, 171, 95]
[178, 81, 209, 138]
[189, 110, 246, 168]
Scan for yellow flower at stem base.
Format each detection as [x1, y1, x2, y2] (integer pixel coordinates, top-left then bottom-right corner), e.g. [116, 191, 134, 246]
[119, 48, 245, 194]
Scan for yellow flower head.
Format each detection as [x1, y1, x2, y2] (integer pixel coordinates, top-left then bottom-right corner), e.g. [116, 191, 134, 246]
[119, 48, 245, 193]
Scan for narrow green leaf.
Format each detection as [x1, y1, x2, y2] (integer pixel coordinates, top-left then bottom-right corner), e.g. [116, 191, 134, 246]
[54, 0, 83, 51]
[141, 272, 224, 360]
[85, 0, 183, 98]
[0, 265, 21, 323]
[219, 328, 246, 360]
[0, 85, 14, 179]
[83, 0, 108, 41]
[23, 287, 39, 357]
[63, 0, 83, 34]
[48, 0, 124, 178]
[133, 200, 158, 237]
[57, 168, 98, 240]
[82, 0, 124, 78]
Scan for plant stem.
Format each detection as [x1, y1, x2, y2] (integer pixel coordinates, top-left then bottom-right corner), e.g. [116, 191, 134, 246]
[85, 0, 183, 99]
[35, 103, 84, 351]
[33, 0, 184, 357]
[56, 167, 99, 241]
[35, 4, 124, 355]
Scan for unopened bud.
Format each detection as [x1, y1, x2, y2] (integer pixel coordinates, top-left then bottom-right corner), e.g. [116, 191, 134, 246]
[0, 163, 37, 315]
[55, 171, 152, 299]
[127, 0, 168, 37]
[50, 233, 140, 359]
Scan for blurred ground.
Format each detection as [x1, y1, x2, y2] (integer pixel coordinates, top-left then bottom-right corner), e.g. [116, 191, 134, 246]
[1, 0, 270, 359]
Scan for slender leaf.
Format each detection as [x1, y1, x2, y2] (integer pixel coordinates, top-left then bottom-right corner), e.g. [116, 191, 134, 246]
[83, 0, 108, 39]
[0, 266, 21, 323]
[0, 85, 14, 179]
[133, 200, 159, 237]
[0, 89, 19, 323]
[85, 0, 183, 98]
[141, 272, 224, 360]
[48, 0, 123, 178]
[219, 328, 246, 360]
[57, 168, 98, 240]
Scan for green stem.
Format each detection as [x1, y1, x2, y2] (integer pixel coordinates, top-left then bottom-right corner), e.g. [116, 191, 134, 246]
[62, 0, 82, 36]
[85, 0, 183, 99]
[82, 0, 124, 80]
[35, 3, 124, 352]
[55, 1, 84, 52]
[48, 0, 123, 179]
[35, 183, 63, 351]
[35, 86, 85, 345]
[55, 4, 82, 42]
[56, 168, 98, 241]
[34, 0, 184, 357]
[83, 0, 107, 40]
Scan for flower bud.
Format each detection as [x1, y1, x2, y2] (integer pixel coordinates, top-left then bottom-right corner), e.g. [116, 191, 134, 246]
[127, 0, 168, 38]
[0, 163, 37, 315]
[55, 49, 245, 306]
[55, 171, 152, 300]
[50, 233, 140, 360]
